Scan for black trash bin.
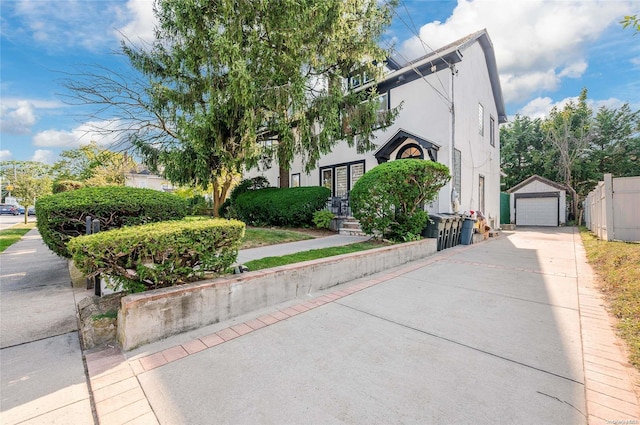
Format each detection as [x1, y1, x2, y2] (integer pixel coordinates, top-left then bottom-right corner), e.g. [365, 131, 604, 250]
[460, 217, 476, 245]
[441, 215, 453, 249]
[422, 213, 446, 251]
[443, 214, 461, 248]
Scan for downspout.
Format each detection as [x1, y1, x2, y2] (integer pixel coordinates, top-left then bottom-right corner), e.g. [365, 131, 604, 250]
[450, 63, 458, 213]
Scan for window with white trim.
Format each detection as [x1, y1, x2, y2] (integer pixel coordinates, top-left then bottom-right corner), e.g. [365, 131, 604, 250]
[478, 103, 484, 136]
[490, 116, 495, 147]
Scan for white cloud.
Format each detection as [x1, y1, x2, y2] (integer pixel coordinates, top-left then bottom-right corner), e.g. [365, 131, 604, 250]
[31, 149, 55, 164]
[631, 57, 640, 67]
[7, 0, 133, 52]
[589, 97, 626, 111]
[517, 95, 626, 119]
[558, 60, 588, 79]
[400, 0, 635, 105]
[0, 150, 12, 161]
[33, 120, 124, 149]
[115, 0, 156, 45]
[1, 97, 64, 109]
[0, 101, 37, 134]
[516, 97, 556, 119]
[33, 129, 78, 148]
[500, 70, 560, 104]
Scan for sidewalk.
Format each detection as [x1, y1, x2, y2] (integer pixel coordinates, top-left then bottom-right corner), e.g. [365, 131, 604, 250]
[84, 228, 640, 425]
[0, 229, 95, 424]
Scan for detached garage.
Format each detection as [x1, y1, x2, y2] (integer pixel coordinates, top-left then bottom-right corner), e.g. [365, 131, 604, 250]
[507, 175, 567, 227]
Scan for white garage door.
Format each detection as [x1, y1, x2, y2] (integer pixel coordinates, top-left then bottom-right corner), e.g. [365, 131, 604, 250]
[516, 197, 558, 226]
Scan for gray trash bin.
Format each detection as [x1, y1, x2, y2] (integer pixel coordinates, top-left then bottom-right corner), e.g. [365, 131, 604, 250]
[460, 217, 476, 245]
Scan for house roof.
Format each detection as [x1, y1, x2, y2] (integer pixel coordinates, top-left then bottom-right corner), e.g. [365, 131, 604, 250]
[369, 29, 507, 124]
[507, 175, 568, 193]
[374, 129, 440, 163]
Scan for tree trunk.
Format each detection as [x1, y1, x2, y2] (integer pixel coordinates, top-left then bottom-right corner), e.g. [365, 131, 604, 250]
[211, 174, 235, 217]
[566, 184, 579, 223]
[279, 165, 289, 189]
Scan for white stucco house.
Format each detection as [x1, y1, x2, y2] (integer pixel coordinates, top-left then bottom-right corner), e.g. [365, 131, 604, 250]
[507, 175, 567, 227]
[246, 29, 506, 230]
[125, 168, 176, 192]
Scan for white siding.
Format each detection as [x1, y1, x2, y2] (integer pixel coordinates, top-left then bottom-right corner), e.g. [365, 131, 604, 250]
[452, 42, 501, 228]
[244, 33, 503, 228]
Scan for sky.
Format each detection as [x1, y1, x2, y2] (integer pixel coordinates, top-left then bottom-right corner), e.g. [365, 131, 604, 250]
[1, 0, 639, 164]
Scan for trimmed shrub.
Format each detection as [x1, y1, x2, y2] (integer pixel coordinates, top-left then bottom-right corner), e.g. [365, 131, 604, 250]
[220, 176, 271, 218]
[350, 159, 450, 241]
[313, 210, 335, 229]
[68, 219, 245, 293]
[235, 186, 330, 227]
[36, 186, 188, 258]
[53, 180, 85, 193]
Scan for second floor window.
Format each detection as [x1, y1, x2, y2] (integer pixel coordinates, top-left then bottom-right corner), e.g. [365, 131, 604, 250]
[490, 116, 495, 147]
[478, 103, 484, 136]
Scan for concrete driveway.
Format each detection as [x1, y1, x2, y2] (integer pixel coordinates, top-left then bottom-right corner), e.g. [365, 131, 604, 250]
[118, 228, 595, 424]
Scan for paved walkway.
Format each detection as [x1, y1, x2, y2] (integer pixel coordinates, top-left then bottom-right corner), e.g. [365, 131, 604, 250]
[0, 229, 95, 424]
[1, 228, 639, 424]
[85, 228, 639, 425]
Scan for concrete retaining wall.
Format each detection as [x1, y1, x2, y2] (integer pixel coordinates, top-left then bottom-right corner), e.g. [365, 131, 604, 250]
[117, 238, 437, 350]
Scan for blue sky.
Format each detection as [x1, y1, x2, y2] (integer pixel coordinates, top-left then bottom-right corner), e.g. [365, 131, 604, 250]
[1, 0, 639, 164]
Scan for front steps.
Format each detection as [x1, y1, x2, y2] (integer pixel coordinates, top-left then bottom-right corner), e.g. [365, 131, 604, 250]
[339, 218, 366, 236]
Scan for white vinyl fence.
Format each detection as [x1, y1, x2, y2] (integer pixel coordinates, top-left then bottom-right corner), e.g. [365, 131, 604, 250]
[584, 174, 640, 242]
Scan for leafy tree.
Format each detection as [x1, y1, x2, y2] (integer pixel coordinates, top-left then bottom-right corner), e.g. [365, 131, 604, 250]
[542, 88, 594, 220]
[500, 88, 640, 223]
[621, 14, 640, 34]
[51, 142, 136, 186]
[64, 0, 398, 215]
[499, 115, 547, 190]
[589, 103, 640, 180]
[0, 161, 53, 223]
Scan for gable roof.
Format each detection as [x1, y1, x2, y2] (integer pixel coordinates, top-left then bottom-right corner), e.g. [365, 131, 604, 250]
[369, 29, 507, 124]
[507, 175, 568, 193]
[374, 129, 440, 163]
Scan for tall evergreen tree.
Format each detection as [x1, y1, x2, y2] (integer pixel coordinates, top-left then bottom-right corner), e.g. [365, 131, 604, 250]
[123, 0, 398, 213]
[500, 115, 547, 190]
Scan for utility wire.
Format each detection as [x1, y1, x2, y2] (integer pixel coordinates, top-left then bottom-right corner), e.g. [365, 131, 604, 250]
[380, 39, 452, 109]
[396, 0, 450, 95]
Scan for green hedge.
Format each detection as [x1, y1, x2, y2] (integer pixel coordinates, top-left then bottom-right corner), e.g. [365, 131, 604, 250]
[235, 186, 330, 226]
[219, 176, 271, 217]
[68, 218, 245, 293]
[52, 180, 85, 193]
[36, 186, 188, 258]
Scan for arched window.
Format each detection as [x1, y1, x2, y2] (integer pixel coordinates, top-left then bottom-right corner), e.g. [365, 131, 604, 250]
[396, 143, 424, 160]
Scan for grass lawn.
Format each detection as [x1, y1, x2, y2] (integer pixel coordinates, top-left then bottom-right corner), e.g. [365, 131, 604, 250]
[240, 227, 315, 249]
[0, 222, 37, 253]
[580, 227, 640, 369]
[243, 241, 388, 271]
